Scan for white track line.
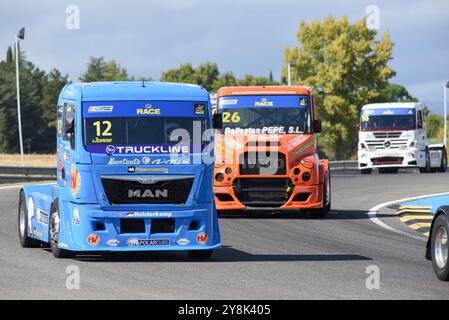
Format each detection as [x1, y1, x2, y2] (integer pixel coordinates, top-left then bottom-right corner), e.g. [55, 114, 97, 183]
[367, 192, 449, 242]
[0, 185, 22, 190]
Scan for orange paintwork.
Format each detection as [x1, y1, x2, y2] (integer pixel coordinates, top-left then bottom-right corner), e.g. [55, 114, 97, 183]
[214, 86, 329, 211]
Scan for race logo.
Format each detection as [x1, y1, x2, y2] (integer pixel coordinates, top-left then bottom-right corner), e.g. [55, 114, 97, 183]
[137, 103, 161, 115]
[254, 98, 274, 107]
[87, 233, 100, 246]
[196, 232, 208, 245]
[128, 189, 168, 199]
[127, 238, 170, 247]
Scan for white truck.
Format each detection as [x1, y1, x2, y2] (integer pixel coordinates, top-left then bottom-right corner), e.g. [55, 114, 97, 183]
[358, 102, 447, 174]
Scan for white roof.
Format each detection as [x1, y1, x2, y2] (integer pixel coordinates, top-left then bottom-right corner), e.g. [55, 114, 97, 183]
[362, 102, 423, 110]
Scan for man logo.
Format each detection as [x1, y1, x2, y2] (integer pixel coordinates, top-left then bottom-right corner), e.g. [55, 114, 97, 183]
[197, 232, 208, 245]
[128, 189, 169, 198]
[87, 233, 100, 246]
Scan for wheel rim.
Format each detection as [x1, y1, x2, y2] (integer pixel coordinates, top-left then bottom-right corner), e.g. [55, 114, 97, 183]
[434, 226, 448, 269]
[19, 201, 26, 237]
[50, 209, 60, 246]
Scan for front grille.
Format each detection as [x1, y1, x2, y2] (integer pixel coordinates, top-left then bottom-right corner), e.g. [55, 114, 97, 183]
[233, 178, 293, 207]
[239, 152, 287, 175]
[101, 177, 193, 205]
[365, 139, 408, 150]
[372, 157, 403, 165]
[373, 132, 402, 139]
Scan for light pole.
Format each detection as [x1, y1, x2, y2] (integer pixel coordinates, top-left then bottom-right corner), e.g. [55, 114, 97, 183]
[287, 59, 294, 86]
[444, 81, 449, 148]
[15, 27, 25, 166]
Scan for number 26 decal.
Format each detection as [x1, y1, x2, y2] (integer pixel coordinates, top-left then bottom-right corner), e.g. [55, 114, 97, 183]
[222, 112, 240, 123]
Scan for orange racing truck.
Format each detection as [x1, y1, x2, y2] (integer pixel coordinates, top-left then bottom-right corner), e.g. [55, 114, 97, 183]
[213, 86, 331, 217]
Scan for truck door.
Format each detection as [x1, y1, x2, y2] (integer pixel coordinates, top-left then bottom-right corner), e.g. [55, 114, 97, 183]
[57, 101, 77, 191]
[416, 108, 426, 147]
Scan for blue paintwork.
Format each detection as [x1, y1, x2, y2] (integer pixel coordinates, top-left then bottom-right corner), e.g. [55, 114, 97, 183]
[21, 81, 221, 252]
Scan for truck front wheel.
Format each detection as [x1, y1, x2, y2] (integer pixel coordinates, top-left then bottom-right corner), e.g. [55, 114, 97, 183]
[18, 191, 41, 248]
[50, 201, 76, 259]
[431, 214, 449, 281]
[309, 171, 331, 219]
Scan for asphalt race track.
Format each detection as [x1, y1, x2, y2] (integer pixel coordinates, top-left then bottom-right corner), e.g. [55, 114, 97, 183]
[1, 173, 448, 299]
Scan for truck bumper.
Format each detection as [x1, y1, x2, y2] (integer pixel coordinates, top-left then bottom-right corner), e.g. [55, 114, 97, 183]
[358, 148, 425, 169]
[57, 201, 221, 252]
[214, 184, 323, 211]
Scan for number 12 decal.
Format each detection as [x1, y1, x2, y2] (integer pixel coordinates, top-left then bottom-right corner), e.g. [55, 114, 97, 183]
[93, 120, 112, 136]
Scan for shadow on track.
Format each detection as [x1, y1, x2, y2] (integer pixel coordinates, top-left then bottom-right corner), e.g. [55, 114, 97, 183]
[42, 246, 372, 263]
[219, 210, 396, 220]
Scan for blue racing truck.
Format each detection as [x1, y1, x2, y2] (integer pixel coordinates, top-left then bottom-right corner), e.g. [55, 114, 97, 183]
[18, 81, 221, 258]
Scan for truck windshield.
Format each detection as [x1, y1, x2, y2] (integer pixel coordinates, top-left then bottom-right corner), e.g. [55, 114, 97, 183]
[360, 108, 416, 131]
[217, 95, 311, 134]
[83, 101, 209, 154]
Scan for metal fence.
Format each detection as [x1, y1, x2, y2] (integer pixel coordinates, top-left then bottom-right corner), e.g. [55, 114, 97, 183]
[0, 161, 359, 184]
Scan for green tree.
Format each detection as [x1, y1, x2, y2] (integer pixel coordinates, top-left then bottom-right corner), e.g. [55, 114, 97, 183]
[374, 83, 417, 103]
[236, 74, 278, 86]
[79, 57, 128, 82]
[212, 72, 237, 91]
[283, 16, 395, 159]
[0, 47, 68, 154]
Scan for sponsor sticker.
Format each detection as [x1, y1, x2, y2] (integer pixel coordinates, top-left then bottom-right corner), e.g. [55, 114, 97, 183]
[36, 207, 49, 225]
[72, 207, 80, 226]
[142, 156, 151, 164]
[128, 166, 136, 173]
[194, 103, 206, 115]
[196, 232, 208, 245]
[106, 239, 120, 247]
[88, 105, 114, 113]
[105, 145, 116, 155]
[177, 238, 190, 246]
[122, 211, 173, 218]
[127, 238, 170, 247]
[136, 103, 161, 115]
[87, 233, 100, 246]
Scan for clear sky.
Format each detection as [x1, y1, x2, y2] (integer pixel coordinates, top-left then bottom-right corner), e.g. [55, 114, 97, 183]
[0, 0, 448, 113]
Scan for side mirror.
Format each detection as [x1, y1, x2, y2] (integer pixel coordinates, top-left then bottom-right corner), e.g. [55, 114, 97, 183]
[213, 113, 223, 129]
[313, 119, 322, 133]
[64, 119, 75, 134]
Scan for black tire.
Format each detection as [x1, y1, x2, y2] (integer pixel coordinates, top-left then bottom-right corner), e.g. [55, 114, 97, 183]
[438, 149, 447, 173]
[50, 200, 76, 259]
[188, 249, 214, 259]
[360, 168, 372, 175]
[309, 170, 331, 219]
[419, 150, 431, 173]
[18, 191, 41, 248]
[430, 214, 449, 281]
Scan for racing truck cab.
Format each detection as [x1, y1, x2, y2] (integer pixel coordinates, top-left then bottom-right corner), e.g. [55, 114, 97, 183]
[213, 86, 330, 217]
[18, 81, 221, 258]
[358, 102, 447, 174]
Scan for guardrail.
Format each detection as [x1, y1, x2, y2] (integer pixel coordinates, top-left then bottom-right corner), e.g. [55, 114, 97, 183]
[0, 166, 56, 184]
[0, 161, 359, 184]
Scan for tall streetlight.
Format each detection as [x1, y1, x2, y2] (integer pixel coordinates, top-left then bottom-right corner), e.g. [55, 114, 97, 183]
[287, 59, 294, 86]
[444, 81, 449, 148]
[15, 27, 25, 166]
